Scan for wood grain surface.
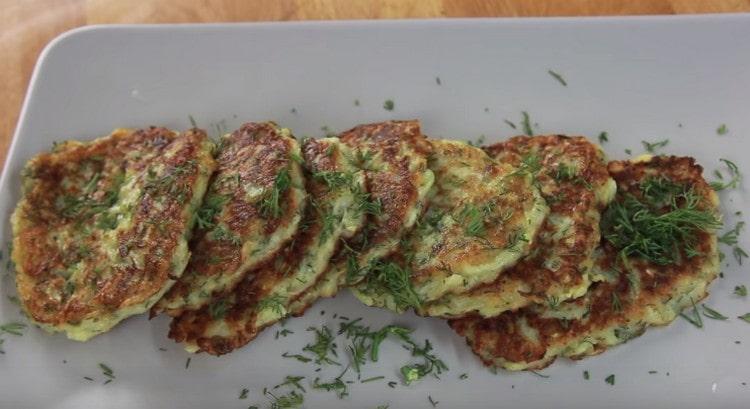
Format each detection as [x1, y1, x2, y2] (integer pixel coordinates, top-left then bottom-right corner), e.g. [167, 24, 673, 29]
[1, 0, 748, 167]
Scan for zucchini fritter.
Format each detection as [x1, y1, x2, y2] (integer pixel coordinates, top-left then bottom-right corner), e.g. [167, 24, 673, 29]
[168, 138, 366, 354]
[153, 122, 306, 317]
[450, 156, 721, 371]
[12, 127, 215, 341]
[422, 135, 616, 318]
[353, 139, 549, 312]
[286, 120, 435, 315]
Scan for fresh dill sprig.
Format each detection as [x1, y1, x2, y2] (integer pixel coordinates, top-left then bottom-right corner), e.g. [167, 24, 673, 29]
[312, 366, 349, 399]
[641, 139, 669, 153]
[602, 178, 721, 265]
[260, 167, 292, 219]
[303, 326, 340, 366]
[0, 322, 26, 336]
[195, 193, 228, 230]
[359, 260, 422, 311]
[718, 221, 747, 265]
[679, 298, 704, 328]
[400, 339, 448, 385]
[710, 159, 741, 191]
[257, 294, 286, 316]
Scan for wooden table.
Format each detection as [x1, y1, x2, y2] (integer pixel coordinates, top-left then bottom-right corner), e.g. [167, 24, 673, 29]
[2, 0, 748, 167]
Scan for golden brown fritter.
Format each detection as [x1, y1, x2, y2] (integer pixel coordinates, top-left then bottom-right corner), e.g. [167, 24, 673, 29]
[352, 139, 549, 312]
[12, 127, 215, 341]
[285, 120, 435, 315]
[168, 138, 366, 355]
[153, 122, 307, 317]
[450, 155, 721, 371]
[421, 135, 616, 318]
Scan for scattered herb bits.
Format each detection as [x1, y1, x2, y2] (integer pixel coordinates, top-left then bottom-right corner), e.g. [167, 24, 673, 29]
[717, 124, 729, 135]
[383, 99, 395, 111]
[547, 69, 567, 86]
[605, 374, 615, 385]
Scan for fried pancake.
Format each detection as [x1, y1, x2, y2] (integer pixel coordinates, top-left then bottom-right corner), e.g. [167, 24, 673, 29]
[352, 139, 549, 312]
[153, 122, 306, 317]
[422, 135, 616, 318]
[449, 155, 721, 371]
[11, 127, 215, 341]
[168, 138, 366, 354]
[286, 120, 434, 315]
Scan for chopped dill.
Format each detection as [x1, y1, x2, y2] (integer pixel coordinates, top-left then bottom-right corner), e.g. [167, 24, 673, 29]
[735, 285, 747, 297]
[641, 139, 669, 153]
[239, 388, 249, 399]
[435, 76, 442, 85]
[598, 131, 609, 144]
[303, 326, 340, 366]
[260, 167, 292, 219]
[583, 370, 590, 380]
[710, 159, 741, 191]
[195, 193, 228, 230]
[358, 260, 422, 311]
[547, 69, 567, 86]
[504, 119, 517, 130]
[383, 99, 395, 111]
[521, 111, 534, 136]
[281, 352, 312, 363]
[601, 178, 721, 265]
[738, 313, 750, 323]
[257, 294, 286, 316]
[679, 298, 704, 328]
[0, 322, 26, 336]
[702, 304, 728, 320]
[717, 124, 729, 135]
[208, 299, 228, 320]
[605, 374, 615, 385]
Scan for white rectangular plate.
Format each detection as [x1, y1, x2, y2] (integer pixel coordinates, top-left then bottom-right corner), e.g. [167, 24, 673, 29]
[1, 15, 749, 409]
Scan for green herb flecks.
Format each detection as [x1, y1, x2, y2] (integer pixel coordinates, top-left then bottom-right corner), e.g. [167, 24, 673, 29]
[521, 111, 534, 136]
[274, 375, 306, 393]
[641, 139, 669, 153]
[547, 69, 567, 86]
[239, 388, 249, 399]
[312, 367, 349, 399]
[265, 390, 303, 409]
[303, 326, 340, 366]
[257, 294, 286, 316]
[358, 260, 422, 311]
[400, 339, 448, 385]
[0, 322, 26, 336]
[583, 370, 590, 380]
[99, 363, 115, 382]
[717, 124, 729, 135]
[383, 100, 395, 111]
[710, 159, 741, 191]
[702, 304, 728, 321]
[504, 119, 517, 130]
[598, 132, 609, 144]
[605, 374, 615, 385]
[195, 193, 229, 230]
[718, 221, 747, 265]
[281, 352, 312, 363]
[260, 167, 292, 219]
[208, 299, 228, 320]
[679, 298, 704, 328]
[738, 313, 750, 323]
[735, 285, 747, 297]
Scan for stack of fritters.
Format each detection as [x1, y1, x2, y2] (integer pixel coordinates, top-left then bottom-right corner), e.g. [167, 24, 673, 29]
[12, 120, 721, 370]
